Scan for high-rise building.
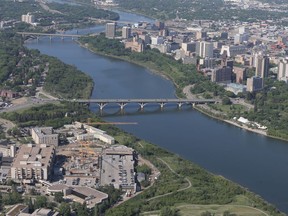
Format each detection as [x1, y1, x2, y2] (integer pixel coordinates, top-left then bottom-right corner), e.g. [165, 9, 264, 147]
[239, 26, 248, 34]
[151, 36, 164, 45]
[155, 21, 165, 30]
[233, 67, 247, 84]
[196, 41, 213, 58]
[211, 67, 232, 83]
[255, 55, 269, 78]
[105, 23, 116, 39]
[220, 32, 228, 40]
[181, 42, 196, 53]
[21, 13, 34, 24]
[278, 58, 288, 82]
[246, 76, 263, 92]
[234, 33, 249, 44]
[195, 31, 207, 40]
[122, 26, 131, 39]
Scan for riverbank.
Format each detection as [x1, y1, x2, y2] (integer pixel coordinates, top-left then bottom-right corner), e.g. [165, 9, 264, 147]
[77, 41, 180, 88]
[77, 38, 287, 143]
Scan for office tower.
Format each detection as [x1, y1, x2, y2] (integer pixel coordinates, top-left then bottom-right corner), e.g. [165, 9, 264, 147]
[239, 26, 248, 34]
[211, 67, 232, 83]
[155, 21, 165, 30]
[195, 31, 207, 40]
[122, 26, 131, 39]
[246, 76, 263, 92]
[278, 59, 288, 81]
[234, 67, 247, 84]
[106, 23, 116, 39]
[196, 41, 213, 58]
[255, 55, 269, 78]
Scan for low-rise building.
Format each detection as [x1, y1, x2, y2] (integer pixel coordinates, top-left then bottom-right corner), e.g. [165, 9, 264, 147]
[31, 127, 59, 146]
[225, 83, 246, 95]
[101, 145, 137, 192]
[48, 185, 108, 209]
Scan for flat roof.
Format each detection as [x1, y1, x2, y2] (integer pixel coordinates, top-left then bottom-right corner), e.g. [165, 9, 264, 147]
[12, 144, 54, 169]
[6, 204, 27, 216]
[67, 186, 108, 208]
[101, 153, 135, 190]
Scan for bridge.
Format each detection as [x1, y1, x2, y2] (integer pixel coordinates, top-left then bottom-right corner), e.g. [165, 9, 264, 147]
[17, 32, 88, 40]
[54, 98, 216, 111]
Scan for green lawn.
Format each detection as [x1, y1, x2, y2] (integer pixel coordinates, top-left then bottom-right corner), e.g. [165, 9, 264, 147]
[142, 203, 268, 216]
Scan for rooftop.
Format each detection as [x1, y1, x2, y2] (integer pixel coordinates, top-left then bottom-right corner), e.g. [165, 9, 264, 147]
[12, 144, 54, 169]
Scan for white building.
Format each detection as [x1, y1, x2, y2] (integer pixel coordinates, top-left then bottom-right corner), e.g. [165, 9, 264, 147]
[278, 58, 288, 82]
[151, 36, 164, 45]
[196, 41, 213, 58]
[105, 23, 116, 39]
[234, 33, 249, 44]
[220, 45, 246, 57]
[21, 13, 35, 24]
[122, 26, 131, 39]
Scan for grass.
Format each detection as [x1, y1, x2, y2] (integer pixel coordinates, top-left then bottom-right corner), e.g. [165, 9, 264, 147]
[141, 204, 268, 216]
[104, 128, 283, 216]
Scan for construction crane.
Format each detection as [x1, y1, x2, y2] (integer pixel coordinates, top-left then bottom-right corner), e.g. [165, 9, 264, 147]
[80, 140, 99, 158]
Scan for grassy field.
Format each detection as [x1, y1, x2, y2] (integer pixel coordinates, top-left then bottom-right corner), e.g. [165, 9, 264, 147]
[102, 127, 284, 216]
[142, 203, 269, 216]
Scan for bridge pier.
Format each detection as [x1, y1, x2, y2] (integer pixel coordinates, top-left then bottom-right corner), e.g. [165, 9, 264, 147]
[49, 36, 52, 41]
[139, 102, 146, 110]
[159, 102, 166, 110]
[118, 102, 127, 110]
[98, 102, 107, 111]
[178, 102, 184, 109]
[61, 36, 64, 41]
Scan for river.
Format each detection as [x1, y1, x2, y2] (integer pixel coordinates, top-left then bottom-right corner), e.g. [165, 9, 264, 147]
[25, 9, 288, 214]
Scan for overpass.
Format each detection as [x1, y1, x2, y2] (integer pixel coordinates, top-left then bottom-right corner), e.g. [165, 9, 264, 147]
[54, 98, 216, 111]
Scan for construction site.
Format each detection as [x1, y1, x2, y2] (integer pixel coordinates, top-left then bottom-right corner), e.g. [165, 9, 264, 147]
[54, 121, 138, 193]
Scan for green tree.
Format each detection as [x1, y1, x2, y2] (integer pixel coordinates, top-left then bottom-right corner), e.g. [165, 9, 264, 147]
[34, 196, 47, 209]
[160, 206, 179, 216]
[54, 192, 64, 203]
[59, 202, 71, 216]
[222, 97, 232, 105]
[201, 211, 213, 216]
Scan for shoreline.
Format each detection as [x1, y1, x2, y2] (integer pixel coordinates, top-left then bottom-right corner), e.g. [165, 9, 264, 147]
[76, 39, 288, 143]
[76, 41, 180, 89]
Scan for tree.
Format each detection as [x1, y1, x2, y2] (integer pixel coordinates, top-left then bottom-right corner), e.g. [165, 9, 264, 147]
[201, 211, 213, 216]
[222, 97, 232, 105]
[160, 206, 179, 216]
[34, 196, 47, 209]
[59, 202, 71, 216]
[54, 192, 64, 203]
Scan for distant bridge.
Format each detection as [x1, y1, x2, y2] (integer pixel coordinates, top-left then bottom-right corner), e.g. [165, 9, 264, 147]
[52, 98, 216, 111]
[17, 32, 88, 40]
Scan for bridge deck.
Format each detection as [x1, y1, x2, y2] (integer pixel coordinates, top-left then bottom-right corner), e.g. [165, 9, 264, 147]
[59, 98, 216, 103]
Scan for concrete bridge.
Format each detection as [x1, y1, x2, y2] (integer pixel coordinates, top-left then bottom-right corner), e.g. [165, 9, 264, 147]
[55, 98, 216, 111]
[17, 32, 88, 40]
